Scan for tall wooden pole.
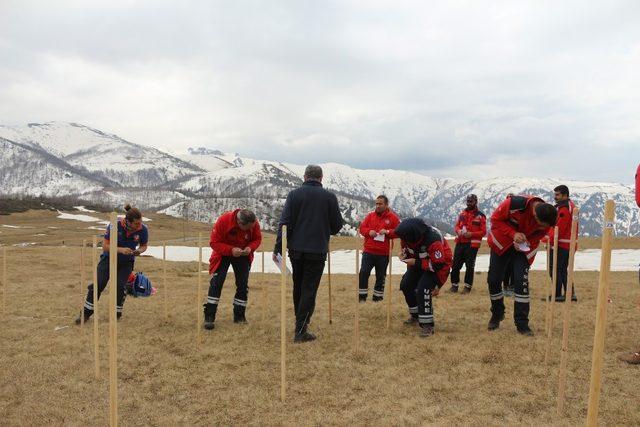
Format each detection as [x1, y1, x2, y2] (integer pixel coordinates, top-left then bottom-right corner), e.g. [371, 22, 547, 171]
[586, 200, 615, 426]
[108, 213, 118, 427]
[354, 242, 360, 354]
[163, 243, 167, 320]
[196, 233, 202, 347]
[386, 239, 394, 330]
[2, 247, 6, 318]
[280, 225, 287, 402]
[328, 239, 333, 324]
[545, 228, 559, 365]
[80, 240, 86, 327]
[557, 208, 579, 416]
[262, 251, 266, 322]
[93, 236, 100, 379]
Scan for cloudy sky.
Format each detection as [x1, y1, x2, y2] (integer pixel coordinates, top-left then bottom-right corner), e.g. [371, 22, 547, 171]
[1, 1, 638, 183]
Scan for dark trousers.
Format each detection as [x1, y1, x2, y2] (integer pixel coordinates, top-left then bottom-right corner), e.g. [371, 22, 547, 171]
[487, 248, 530, 327]
[450, 243, 479, 288]
[204, 256, 250, 321]
[359, 252, 389, 299]
[400, 266, 439, 326]
[503, 258, 513, 291]
[290, 252, 325, 334]
[83, 254, 134, 318]
[549, 248, 574, 297]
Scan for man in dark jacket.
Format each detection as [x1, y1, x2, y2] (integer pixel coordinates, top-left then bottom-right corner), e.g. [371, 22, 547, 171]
[273, 165, 344, 343]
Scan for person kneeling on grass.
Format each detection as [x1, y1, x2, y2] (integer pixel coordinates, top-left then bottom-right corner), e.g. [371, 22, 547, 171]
[76, 204, 149, 324]
[388, 218, 452, 337]
[203, 209, 262, 330]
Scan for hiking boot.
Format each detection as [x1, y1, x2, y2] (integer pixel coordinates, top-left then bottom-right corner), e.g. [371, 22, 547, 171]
[618, 351, 640, 365]
[419, 324, 435, 337]
[488, 313, 505, 331]
[359, 295, 367, 303]
[555, 295, 566, 303]
[234, 315, 248, 324]
[447, 285, 459, 293]
[403, 316, 418, 325]
[571, 294, 578, 302]
[372, 295, 383, 302]
[461, 286, 472, 295]
[204, 314, 215, 330]
[517, 325, 534, 336]
[294, 331, 317, 343]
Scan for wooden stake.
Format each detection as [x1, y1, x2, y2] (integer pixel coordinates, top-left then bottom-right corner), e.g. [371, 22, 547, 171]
[545, 242, 552, 333]
[386, 239, 394, 330]
[557, 208, 580, 416]
[545, 228, 559, 365]
[280, 225, 287, 402]
[80, 240, 86, 327]
[196, 233, 202, 347]
[93, 236, 100, 379]
[108, 213, 118, 427]
[586, 200, 615, 426]
[328, 239, 333, 325]
[163, 243, 167, 320]
[354, 242, 360, 354]
[2, 247, 6, 318]
[262, 250, 266, 322]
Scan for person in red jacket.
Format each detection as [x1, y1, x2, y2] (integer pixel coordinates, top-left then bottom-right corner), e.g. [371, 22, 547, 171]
[447, 194, 486, 294]
[203, 209, 262, 330]
[546, 185, 578, 302]
[358, 195, 401, 302]
[619, 163, 640, 365]
[389, 218, 452, 337]
[486, 195, 557, 336]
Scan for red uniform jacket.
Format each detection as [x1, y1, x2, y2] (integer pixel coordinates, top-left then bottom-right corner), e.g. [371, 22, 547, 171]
[454, 208, 486, 248]
[208, 209, 262, 274]
[548, 199, 577, 250]
[636, 163, 640, 207]
[488, 195, 550, 265]
[389, 219, 453, 286]
[359, 209, 401, 256]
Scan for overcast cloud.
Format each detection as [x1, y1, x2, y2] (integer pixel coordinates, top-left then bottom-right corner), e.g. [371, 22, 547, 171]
[1, 1, 638, 183]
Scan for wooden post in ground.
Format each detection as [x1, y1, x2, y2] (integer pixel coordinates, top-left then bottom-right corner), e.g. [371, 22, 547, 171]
[262, 251, 266, 322]
[2, 247, 6, 318]
[545, 241, 552, 331]
[93, 236, 100, 379]
[163, 243, 167, 320]
[196, 233, 202, 346]
[545, 228, 559, 365]
[328, 239, 333, 324]
[586, 200, 615, 426]
[280, 225, 287, 402]
[108, 213, 118, 427]
[557, 207, 579, 416]
[386, 239, 394, 330]
[354, 242, 360, 354]
[80, 239, 86, 327]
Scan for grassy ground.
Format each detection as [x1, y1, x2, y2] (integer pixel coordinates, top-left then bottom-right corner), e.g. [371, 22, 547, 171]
[1, 211, 640, 425]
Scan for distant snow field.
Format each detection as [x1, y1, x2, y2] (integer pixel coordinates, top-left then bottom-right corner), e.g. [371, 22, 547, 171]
[144, 247, 640, 272]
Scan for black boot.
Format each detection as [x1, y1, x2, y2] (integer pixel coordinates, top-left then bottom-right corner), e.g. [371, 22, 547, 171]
[488, 313, 504, 331]
[294, 321, 316, 343]
[233, 304, 247, 324]
[203, 303, 217, 330]
[517, 324, 534, 336]
[74, 308, 93, 325]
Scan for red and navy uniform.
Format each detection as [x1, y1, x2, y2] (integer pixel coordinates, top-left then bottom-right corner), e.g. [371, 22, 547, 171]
[548, 199, 577, 250]
[358, 209, 400, 300]
[454, 208, 486, 248]
[486, 195, 553, 330]
[205, 209, 262, 322]
[359, 209, 400, 256]
[390, 219, 452, 326]
[82, 218, 149, 319]
[451, 208, 486, 289]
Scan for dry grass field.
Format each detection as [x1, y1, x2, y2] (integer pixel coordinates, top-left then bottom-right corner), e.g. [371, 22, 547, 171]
[1, 211, 640, 425]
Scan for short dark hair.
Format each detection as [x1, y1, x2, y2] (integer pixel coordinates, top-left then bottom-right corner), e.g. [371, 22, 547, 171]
[304, 165, 323, 181]
[376, 195, 389, 204]
[554, 185, 569, 197]
[535, 203, 557, 226]
[124, 204, 142, 221]
[237, 209, 256, 225]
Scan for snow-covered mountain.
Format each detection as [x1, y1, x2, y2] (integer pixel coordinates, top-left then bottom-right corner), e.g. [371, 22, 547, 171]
[1, 122, 638, 236]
